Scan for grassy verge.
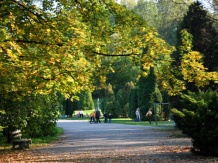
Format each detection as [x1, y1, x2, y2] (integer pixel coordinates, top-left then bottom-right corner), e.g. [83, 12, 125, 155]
[112, 118, 176, 130]
[0, 127, 63, 150]
[110, 118, 187, 137]
[30, 127, 64, 148]
[58, 117, 176, 130]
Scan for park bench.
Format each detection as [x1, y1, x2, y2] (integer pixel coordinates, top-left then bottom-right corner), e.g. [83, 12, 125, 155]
[11, 129, 32, 150]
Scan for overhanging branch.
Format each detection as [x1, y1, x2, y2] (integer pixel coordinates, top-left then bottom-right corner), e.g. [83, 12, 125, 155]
[92, 51, 140, 57]
[4, 39, 64, 46]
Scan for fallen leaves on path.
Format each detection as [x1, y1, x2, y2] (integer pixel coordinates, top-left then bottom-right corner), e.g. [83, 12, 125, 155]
[1, 145, 218, 163]
[1, 129, 218, 163]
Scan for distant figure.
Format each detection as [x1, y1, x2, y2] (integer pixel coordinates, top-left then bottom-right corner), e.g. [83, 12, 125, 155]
[104, 112, 108, 123]
[80, 110, 84, 118]
[108, 113, 112, 123]
[77, 110, 80, 118]
[95, 109, 101, 123]
[135, 108, 140, 122]
[90, 111, 96, 124]
[146, 109, 152, 124]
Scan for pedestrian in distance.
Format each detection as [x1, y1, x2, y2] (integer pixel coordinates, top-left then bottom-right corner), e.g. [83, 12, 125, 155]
[90, 111, 96, 124]
[95, 109, 101, 123]
[146, 108, 152, 124]
[135, 108, 140, 122]
[77, 110, 80, 118]
[104, 112, 108, 123]
[80, 110, 84, 118]
[108, 113, 112, 123]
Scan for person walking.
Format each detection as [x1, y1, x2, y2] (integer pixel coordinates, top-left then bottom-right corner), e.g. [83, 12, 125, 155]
[108, 113, 112, 123]
[90, 111, 96, 124]
[104, 112, 108, 123]
[135, 108, 140, 122]
[80, 110, 84, 118]
[77, 110, 80, 118]
[95, 109, 101, 123]
[146, 109, 152, 124]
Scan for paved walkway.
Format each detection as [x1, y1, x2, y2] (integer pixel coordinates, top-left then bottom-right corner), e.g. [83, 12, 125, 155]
[32, 120, 205, 163]
[3, 120, 217, 163]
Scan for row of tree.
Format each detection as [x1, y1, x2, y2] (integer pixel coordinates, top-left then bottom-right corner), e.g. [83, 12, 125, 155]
[0, 0, 217, 156]
[96, 0, 218, 156]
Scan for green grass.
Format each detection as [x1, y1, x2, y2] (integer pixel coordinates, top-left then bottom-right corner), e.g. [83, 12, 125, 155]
[58, 116, 176, 130]
[31, 127, 64, 147]
[112, 118, 176, 130]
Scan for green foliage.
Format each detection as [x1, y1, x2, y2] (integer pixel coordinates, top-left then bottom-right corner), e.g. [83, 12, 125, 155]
[172, 90, 218, 156]
[129, 87, 138, 119]
[138, 67, 157, 121]
[24, 93, 62, 137]
[63, 98, 77, 117]
[153, 87, 163, 120]
[162, 91, 171, 120]
[115, 82, 134, 117]
[181, 2, 218, 72]
[0, 108, 5, 132]
[100, 84, 116, 115]
[134, 0, 191, 45]
[0, 92, 62, 141]
[105, 57, 140, 93]
[174, 1, 218, 91]
[78, 91, 94, 110]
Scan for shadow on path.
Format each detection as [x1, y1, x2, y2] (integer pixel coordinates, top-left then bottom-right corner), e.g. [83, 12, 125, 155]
[31, 120, 211, 163]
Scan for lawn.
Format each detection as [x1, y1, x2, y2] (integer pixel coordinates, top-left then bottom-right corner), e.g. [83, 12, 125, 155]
[59, 116, 176, 130]
[112, 118, 176, 129]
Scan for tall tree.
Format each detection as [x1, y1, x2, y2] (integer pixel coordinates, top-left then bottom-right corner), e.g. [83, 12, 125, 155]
[134, 0, 159, 28]
[138, 67, 157, 121]
[78, 91, 94, 111]
[181, 1, 218, 72]
[0, 0, 174, 98]
[101, 84, 115, 113]
[120, 0, 136, 9]
[105, 57, 140, 93]
[129, 87, 138, 119]
[134, 0, 193, 45]
[116, 82, 134, 117]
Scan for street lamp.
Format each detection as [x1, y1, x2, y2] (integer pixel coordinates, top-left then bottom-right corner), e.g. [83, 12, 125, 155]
[97, 98, 100, 110]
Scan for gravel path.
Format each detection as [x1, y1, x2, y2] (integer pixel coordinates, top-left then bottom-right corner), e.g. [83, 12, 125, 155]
[1, 120, 218, 163]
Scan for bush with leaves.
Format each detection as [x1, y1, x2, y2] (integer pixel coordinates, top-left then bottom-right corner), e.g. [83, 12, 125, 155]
[26, 93, 62, 137]
[129, 87, 138, 119]
[172, 90, 218, 156]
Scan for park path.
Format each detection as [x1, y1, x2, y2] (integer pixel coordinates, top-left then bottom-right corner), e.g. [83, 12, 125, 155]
[1, 120, 218, 162]
[30, 120, 208, 163]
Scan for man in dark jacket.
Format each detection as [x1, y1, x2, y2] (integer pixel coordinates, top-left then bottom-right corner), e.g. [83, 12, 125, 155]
[103, 112, 108, 123]
[95, 109, 101, 123]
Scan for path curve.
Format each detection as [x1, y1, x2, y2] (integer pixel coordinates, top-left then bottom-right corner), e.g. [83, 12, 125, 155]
[32, 120, 214, 163]
[2, 120, 217, 163]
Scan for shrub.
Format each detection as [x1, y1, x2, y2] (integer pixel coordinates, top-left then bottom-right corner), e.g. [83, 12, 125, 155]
[172, 90, 218, 156]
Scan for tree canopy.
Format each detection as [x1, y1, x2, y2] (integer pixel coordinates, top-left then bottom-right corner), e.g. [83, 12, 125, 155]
[0, 0, 217, 99]
[0, 0, 177, 98]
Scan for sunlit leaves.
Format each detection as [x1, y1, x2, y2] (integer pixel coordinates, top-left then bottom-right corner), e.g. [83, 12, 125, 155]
[1, 0, 214, 100]
[179, 29, 218, 87]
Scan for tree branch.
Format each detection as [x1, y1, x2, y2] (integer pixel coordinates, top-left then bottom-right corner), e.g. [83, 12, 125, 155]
[4, 39, 64, 46]
[92, 51, 140, 57]
[11, 0, 47, 23]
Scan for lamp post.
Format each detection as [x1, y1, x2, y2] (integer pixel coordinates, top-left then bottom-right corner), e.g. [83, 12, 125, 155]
[97, 98, 99, 110]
